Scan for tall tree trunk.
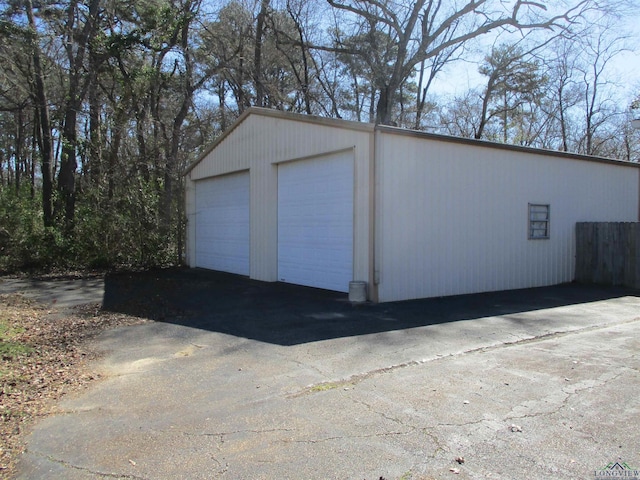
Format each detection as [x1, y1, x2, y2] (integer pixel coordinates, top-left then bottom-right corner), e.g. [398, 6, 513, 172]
[375, 84, 393, 125]
[160, 0, 200, 229]
[254, 0, 269, 107]
[57, 0, 101, 230]
[368, 89, 376, 123]
[476, 70, 500, 140]
[14, 108, 23, 193]
[585, 83, 596, 155]
[107, 106, 126, 201]
[503, 91, 508, 143]
[26, 0, 54, 227]
[558, 85, 569, 152]
[218, 83, 227, 131]
[30, 117, 36, 199]
[58, 108, 79, 227]
[0, 148, 5, 187]
[285, 2, 312, 115]
[88, 70, 102, 187]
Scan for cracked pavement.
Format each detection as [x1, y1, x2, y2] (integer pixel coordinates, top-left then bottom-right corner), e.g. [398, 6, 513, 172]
[8, 270, 640, 479]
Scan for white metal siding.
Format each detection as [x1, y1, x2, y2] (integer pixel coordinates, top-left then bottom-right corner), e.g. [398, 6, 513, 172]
[277, 152, 354, 292]
[376, 133, 640, 302]
[188, 112, 373, 286]
[194, 172, 250, 275]
[185, 176, 196, 267]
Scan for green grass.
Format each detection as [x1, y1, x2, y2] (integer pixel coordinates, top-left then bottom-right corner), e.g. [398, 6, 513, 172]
[309, 382, 341, 392]
[308, 380, 354, 392]
[0, 320, 33, 359]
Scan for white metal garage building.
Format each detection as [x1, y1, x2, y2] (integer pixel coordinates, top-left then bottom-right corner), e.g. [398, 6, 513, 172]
[184, 108, 640, 303]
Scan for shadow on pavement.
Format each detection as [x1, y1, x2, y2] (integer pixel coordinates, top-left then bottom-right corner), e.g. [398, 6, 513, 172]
[102, 268, 638, 346]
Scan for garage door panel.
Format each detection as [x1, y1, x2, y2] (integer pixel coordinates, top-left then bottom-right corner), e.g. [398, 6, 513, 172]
[195, 172, 250, 276]
[278, 152, 353, 293]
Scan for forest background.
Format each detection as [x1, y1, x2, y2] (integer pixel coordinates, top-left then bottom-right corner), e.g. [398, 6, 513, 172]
[1, 0, 639, 272]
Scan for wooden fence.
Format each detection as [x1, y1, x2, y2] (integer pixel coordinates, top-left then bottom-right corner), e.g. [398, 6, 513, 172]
[575, 222, 640, 289]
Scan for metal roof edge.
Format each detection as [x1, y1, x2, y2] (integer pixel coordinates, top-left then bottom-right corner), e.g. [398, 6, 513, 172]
[183, 108, 252, 176]
[375, 124, 640, 168]
[185, 110, 638, 176]
[183, 108, 375, 176]
[246, 107, 376, 132]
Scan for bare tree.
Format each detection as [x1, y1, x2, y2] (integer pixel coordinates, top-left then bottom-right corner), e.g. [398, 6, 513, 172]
[327, 0, 593, 125]
[575, 20, 630, 155]
[541, 35, 582, 151]
[414, 43, 463, 129]
[439, 88, 484, 138]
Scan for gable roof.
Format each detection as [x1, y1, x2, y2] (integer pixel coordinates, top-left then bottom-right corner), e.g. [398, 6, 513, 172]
[184, 107, 374, 175]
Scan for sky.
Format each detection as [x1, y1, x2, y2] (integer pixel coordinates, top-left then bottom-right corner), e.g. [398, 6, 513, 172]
[429, 8, 640, 112]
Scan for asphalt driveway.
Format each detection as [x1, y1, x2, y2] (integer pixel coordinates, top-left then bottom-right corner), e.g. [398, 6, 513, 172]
[5, 269, 640, 479]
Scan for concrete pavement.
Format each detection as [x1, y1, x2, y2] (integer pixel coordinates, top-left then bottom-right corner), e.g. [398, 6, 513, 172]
[0, 275, 104, 309]
[5, 270, 640, 479]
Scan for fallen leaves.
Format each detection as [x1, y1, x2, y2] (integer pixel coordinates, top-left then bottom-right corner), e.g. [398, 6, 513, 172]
[0, 293, 145, 477]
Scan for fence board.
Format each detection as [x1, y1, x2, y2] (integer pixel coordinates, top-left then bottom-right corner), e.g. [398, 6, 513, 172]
[575, 222, 640, 289]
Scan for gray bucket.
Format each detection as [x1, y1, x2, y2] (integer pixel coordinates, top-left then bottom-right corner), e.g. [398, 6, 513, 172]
[348, 281, 367, 303]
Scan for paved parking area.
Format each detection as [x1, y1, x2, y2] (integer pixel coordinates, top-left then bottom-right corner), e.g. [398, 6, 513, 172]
[5, 270, 640, 479]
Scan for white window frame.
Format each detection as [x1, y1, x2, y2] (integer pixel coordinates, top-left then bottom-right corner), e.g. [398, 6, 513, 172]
[528, 203, 550, 240]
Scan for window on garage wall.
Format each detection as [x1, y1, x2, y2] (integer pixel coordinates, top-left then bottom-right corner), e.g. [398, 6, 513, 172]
[528, 203, 550, 239]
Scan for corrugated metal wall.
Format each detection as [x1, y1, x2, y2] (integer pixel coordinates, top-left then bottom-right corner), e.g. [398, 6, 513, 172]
[186, 111, 374, 286]
[376, 132, 640, 302]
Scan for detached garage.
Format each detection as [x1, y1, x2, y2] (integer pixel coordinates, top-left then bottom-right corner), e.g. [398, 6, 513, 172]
[185, 108, 640, 303]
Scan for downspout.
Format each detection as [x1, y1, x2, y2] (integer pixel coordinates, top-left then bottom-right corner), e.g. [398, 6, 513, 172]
[633, 117, 640, 221]
[369, 127, 380, 302]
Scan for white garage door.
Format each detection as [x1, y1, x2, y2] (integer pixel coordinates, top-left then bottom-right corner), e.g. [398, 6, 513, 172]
[195, 172, 250, 275]
[278, 151, 353, 292]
